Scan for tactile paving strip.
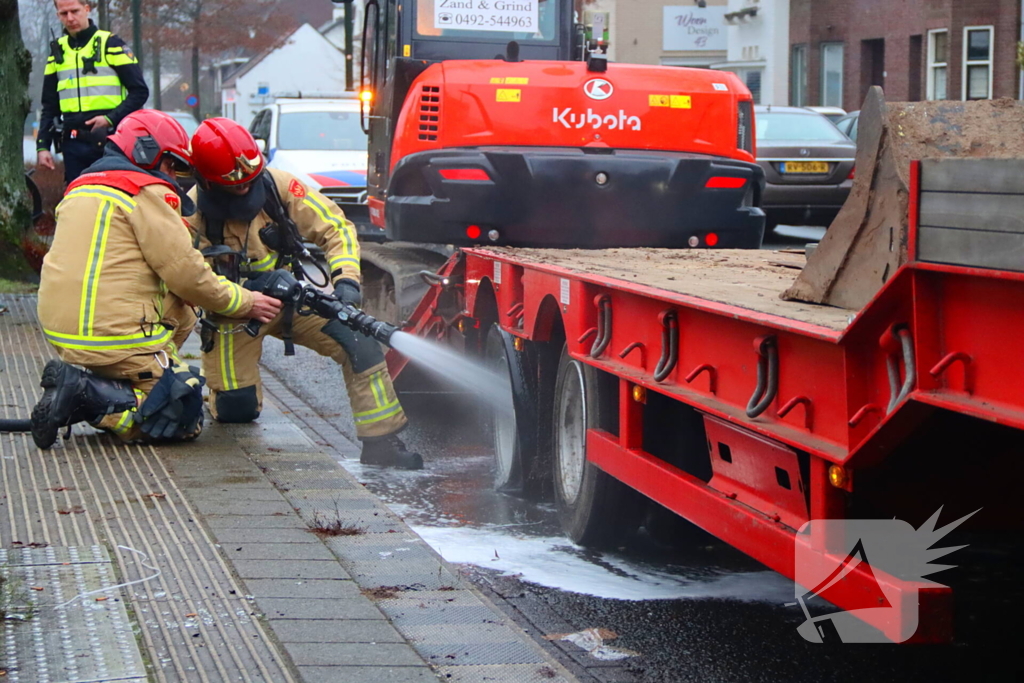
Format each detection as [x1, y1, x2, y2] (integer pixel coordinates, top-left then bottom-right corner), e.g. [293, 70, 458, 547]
[0, 296, 297, 683]
[0, 545, 145, 683]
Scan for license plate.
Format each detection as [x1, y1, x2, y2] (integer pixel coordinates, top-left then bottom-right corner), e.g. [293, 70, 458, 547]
[781, 161, 830, 174]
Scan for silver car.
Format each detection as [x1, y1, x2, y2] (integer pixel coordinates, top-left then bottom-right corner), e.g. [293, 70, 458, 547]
[755, 106, 856, 229]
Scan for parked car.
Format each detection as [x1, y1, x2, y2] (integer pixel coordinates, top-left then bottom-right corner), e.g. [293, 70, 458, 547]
[164, 111, 200, 137]
[803, 106, 847, 124]
[247, 96, 373, 237]
[834, 110, 860, 142]
[755, 105, 856, 229]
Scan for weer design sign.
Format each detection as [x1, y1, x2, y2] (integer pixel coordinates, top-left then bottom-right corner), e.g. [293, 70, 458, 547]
[663, 6, 727, 51]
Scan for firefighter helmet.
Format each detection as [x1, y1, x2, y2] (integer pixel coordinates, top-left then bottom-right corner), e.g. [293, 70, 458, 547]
[191, 117, 265, 186]
[107, 109, 193, 173]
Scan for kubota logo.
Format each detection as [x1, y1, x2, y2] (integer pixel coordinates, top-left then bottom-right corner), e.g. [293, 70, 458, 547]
[552, 107, 642, 131]
[583, 79, 613, 100]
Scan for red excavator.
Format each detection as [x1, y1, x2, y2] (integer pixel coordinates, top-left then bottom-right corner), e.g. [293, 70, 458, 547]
[352, 0, 765, 322]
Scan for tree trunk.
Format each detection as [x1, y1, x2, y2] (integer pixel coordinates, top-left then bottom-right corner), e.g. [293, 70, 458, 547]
[191, 39, 200, 122]
[0, 0, 33, 275]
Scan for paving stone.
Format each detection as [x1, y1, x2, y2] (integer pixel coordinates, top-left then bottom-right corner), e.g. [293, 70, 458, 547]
[221, 542, 337, 561]
[435, 664, 571, 682]
[285, 642, 425, 666]
[270, 618, 406, 643]
[203, 514, 308, 529]
[189, 498, 297, 516]
[243, 579, 363, 599]
[211, 527, 321, 544]
[256, 597, 384, 620]
[296, 665, 437, 683]
[232, 559, 350, 580]
[186, 488, 289, 502]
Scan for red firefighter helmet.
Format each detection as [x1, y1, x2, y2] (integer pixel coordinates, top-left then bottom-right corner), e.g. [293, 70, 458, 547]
[191, 117, 265, 186]
[107, 109, 193, 172]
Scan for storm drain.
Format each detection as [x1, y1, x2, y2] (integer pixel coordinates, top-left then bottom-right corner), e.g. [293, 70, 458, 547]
[0, 545, 146, 683]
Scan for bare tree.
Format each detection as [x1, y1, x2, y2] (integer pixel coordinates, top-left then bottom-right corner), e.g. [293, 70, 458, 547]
[1, 0, 32, 270]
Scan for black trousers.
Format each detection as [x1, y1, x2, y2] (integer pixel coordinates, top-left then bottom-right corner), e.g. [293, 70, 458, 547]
[61, 134, 106, 185]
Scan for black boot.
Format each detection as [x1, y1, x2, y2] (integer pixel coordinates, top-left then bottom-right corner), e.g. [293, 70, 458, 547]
[31, 360, 136, 450]
[359, 433, 423, 470]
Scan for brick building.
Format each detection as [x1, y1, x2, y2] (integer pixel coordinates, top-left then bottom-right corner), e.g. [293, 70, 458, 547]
[789, 0, 1022, 111]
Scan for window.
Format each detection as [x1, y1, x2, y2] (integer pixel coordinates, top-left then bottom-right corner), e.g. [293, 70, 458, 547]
[727, 67, 763, 104]
[755, 111, 849, 143]
[927, 29, 948, 100]
[962, 26, 993, 100]
[820, 43, 844, 108]
[791, 45, 807, 107]
[277, 111, 368, 151]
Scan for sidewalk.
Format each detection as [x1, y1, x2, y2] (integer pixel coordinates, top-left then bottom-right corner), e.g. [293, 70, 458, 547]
[0, 294, 576, 683]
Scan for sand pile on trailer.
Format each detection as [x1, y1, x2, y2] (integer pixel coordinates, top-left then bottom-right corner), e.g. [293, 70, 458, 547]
[782, 86, 1024, 310]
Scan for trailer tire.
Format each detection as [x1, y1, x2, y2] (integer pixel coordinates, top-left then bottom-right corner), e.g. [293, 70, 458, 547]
[552, 348, 642, 546]
[486, 324, 536, 492]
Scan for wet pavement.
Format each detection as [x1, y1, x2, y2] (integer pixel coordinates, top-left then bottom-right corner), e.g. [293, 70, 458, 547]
[261, 227, 1022, 681]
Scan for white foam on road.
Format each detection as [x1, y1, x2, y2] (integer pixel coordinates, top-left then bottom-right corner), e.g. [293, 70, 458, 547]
[412, 523, 794, 603]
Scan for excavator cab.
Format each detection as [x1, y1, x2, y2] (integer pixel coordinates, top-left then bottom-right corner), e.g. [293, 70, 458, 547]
[360, 0, 578, 201]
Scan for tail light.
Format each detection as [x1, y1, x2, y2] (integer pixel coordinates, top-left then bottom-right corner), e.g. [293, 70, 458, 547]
[848, 166, 855, 180]
[737, 101, 754, 154]
[705, 176, 746, 189]
[439, 168, 490, 181]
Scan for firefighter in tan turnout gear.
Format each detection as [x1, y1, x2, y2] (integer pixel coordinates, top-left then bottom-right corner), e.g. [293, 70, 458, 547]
[31, 110, 282, 449]
[187, 118, 422, 470]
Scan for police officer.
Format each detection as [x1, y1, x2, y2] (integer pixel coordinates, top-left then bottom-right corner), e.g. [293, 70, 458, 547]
[187, 118, 423, 470]
[36, 0, 149, 184]
[31, 110, 281, 449]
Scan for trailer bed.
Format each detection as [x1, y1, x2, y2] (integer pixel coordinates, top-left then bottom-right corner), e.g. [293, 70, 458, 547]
[486, 247, 854, 331]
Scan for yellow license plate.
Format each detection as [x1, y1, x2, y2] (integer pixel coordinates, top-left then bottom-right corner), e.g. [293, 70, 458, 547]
[782, 161, 830, 174]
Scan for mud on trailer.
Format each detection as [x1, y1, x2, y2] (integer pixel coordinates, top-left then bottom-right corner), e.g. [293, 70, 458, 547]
[386, 156, 1024, 644]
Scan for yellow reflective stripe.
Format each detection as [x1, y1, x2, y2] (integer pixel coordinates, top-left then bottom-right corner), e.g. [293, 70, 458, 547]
[303, 194, 357, 260]
[353, 400, 402, 425]
[106, 53, 136, 66]
[214, 276, 245, 316]
[56, 74, 121, 91]
[329, 255, 360, 271]
[368, 370, 384, 407]
[43, 326, 173, 351]
[79, 201, 114, 335]
[248, 252, 277, 272]
[66, 187, 136, 213]
[219, 324, 238, 390]
[59, 94, 126, 113]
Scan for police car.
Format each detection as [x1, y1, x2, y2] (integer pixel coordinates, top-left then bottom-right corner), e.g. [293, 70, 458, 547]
[248, 95, 375, 238]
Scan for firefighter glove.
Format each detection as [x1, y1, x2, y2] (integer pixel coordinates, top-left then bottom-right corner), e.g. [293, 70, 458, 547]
[136, 361, 206, 439]
[334, 279, 361, 306]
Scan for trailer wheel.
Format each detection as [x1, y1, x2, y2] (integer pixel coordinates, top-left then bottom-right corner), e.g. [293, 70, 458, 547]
[486, 324, 538, 492]
[553, 348, 642, 546]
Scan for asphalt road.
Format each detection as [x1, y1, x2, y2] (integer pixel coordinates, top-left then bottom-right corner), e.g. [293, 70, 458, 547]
[259, 227, 1020, 682]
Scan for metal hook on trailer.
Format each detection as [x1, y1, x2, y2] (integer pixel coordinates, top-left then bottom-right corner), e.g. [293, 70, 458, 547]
[653, 310, 679, 382]
[881, 324, 915, 412]
[685, 363, 717, 395]
[745, 335, 778, 418]
[590, 295, 612, 358]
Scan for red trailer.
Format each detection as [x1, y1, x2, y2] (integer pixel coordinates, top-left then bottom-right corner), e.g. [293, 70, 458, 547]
[390, 157, 1024, 644]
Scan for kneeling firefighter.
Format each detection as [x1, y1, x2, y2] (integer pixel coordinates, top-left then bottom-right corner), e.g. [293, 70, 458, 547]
[187, 118, 422, 470]
[31, 110, 282, 449]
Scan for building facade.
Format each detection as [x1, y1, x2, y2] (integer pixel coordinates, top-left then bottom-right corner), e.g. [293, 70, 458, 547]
[588, 0, 730, 69]
[711, 0, 791, 104]
[790, 0, 1023, 111]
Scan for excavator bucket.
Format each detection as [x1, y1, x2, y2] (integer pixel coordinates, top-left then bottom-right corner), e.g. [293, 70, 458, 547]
[783, 86, 1024, 310]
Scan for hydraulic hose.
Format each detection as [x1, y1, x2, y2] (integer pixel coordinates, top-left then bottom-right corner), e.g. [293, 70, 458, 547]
[0, 419, 32, 432]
